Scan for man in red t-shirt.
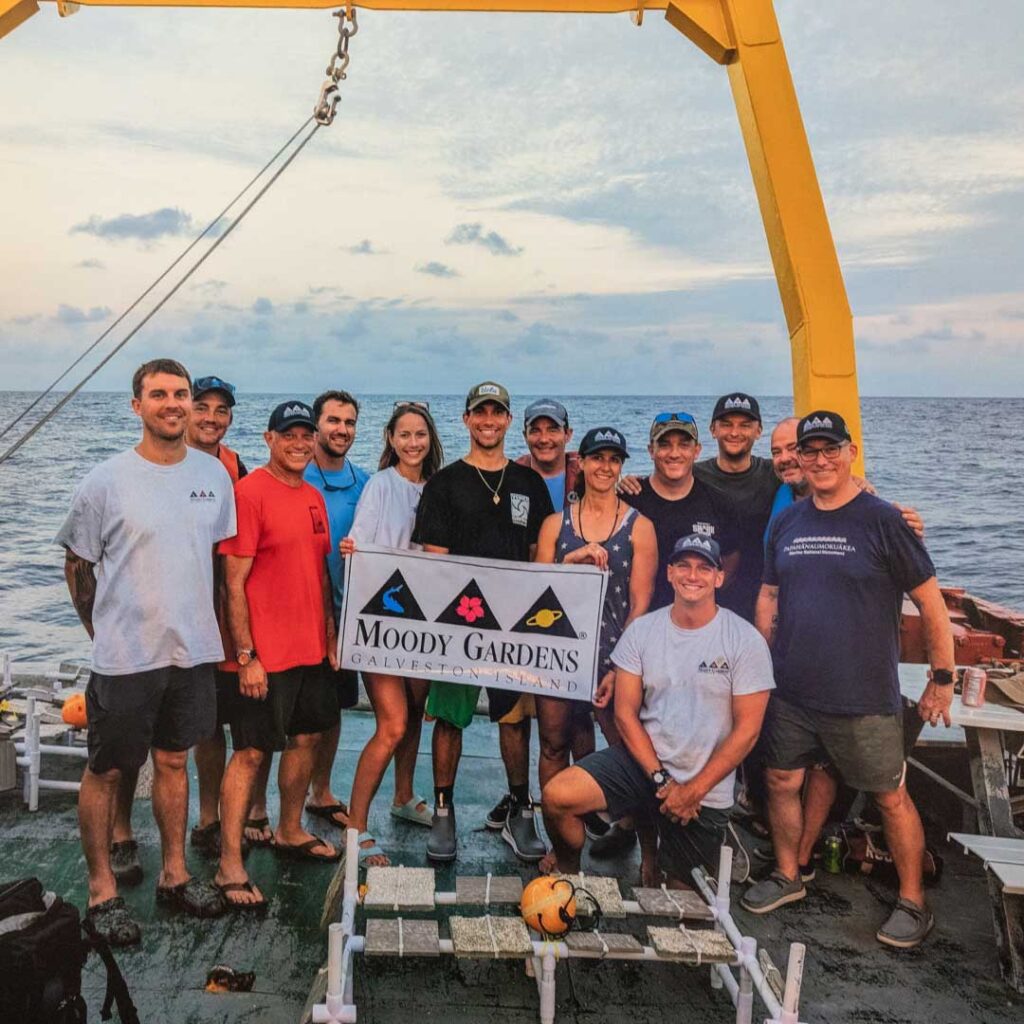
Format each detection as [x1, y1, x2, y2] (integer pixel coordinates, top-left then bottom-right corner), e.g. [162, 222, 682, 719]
[214, 400, 341, 909]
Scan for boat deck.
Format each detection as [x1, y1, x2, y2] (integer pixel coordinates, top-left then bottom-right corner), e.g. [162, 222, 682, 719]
[2, 711, 1022, 1024]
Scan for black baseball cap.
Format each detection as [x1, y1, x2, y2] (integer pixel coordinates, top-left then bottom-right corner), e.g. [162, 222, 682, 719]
[796, 410, 851, 446]
[267, 400, 315, 432]
[465, 381, 511, 413]
[668, 533, 722, 569]
[192, 375, 236, 408]
[524, 398, 568, 429]
[578, 427, 629, 460]
[711, 393, 761, 423]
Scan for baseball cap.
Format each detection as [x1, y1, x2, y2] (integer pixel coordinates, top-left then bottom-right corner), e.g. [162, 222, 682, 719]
[711, 393, 761, 423]
[267, 400, 315, 432]
[523, 398, 568, 429]
[578, 426, 629, 460]
[465, 381, 511, 413]
[796, 410, 851, 446]
[192, 375, 236, 408]
[650, 411, 699, 444]
[668, 533, 722, 569]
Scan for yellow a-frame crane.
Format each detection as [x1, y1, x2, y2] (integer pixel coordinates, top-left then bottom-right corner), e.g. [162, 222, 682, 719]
[1, 0, 865, 467]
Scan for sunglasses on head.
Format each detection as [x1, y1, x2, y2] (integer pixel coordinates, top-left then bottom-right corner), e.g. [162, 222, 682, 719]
[193, 375, 236, 396]
[393, 400, 431, 413]
[653, 411, 696, 425]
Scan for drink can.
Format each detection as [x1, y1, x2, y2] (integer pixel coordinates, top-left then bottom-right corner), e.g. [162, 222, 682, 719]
[962, 666, 988, 707]
[823, 834, 843, 874]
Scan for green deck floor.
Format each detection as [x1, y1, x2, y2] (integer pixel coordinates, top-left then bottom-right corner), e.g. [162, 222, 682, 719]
[2, 711, 1022, 1023]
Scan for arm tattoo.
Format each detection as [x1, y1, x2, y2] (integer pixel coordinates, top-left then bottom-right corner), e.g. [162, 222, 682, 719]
[64, 550, 97, 639]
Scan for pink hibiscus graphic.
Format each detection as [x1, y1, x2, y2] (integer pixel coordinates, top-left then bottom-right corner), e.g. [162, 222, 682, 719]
[456, 595, 485, 623]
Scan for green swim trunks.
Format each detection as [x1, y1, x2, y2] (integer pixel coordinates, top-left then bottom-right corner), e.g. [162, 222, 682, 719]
[426, 681, 521, 728]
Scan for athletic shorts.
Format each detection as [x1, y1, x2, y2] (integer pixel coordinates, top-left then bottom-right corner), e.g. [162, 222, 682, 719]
[85, 664, 217, 774]
[762, 695, 906, 793]
[425, 681, 521, 729]
[228, 661, 339, 753]
[333, 667, 360, 711]
[215, 668, 239, 729]
[577, 745, 729, 883]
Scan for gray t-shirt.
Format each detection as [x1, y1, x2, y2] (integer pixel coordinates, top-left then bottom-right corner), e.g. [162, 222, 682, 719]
[55, 447, 236, 676]
[611, 606, 774, 809]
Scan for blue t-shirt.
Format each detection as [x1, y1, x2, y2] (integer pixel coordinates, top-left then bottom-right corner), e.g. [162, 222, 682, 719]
[543, 472, 566, 513]
[304, 459, 370, 612]
[764, 490, 935, 716]
[765, 483, 797, 543]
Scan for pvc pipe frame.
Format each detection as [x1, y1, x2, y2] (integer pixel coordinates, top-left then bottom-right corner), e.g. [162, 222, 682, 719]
[15, 697, 86, 811]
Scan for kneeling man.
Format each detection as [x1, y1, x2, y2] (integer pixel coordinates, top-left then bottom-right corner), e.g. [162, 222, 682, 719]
[543, 534, 774, 887]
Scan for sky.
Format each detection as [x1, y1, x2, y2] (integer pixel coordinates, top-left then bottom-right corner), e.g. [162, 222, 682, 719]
[1, 0, 1022, 397]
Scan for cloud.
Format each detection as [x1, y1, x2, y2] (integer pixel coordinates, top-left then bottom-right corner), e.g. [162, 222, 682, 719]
[193, 279, 228, 294]
[348, 239, 386, 255]
[416, 261, 460, 278]
[54, 304, 111, 324]
[446, 222, 523, 257]
[75, 259, 105, 270]
[11, 314, 39, 325]
[251, 297, 274, 316]
[70, 207, 193, 242]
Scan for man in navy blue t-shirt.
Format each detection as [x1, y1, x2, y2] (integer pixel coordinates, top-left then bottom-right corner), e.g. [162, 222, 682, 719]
[741, 410, 955, 951]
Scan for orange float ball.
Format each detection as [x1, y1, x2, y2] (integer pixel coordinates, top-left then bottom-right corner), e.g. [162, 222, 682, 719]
[62, 692, 88, 729]
[520, 875, 576, 935]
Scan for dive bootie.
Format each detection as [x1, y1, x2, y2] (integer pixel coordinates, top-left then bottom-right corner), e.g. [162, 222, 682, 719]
[427, 804, 457, 862]
[501, 800, 547, 862]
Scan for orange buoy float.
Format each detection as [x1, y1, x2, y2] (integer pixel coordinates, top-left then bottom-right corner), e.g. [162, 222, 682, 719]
[520, 875, 576, 935]
[62, 692, 88, 729]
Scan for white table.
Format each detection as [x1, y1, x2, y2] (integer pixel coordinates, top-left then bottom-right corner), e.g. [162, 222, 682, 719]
[900, 663, 1024, 992]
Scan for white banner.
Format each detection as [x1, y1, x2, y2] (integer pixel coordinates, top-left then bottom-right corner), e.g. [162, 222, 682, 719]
[338, 545, 607, 702]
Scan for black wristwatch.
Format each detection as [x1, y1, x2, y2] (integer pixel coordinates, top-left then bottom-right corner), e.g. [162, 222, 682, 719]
[931, 668, 956, 687]
[650, 767, 670, 789]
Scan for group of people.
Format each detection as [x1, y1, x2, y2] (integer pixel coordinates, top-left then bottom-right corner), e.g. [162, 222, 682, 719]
[58, 358, 957, 954]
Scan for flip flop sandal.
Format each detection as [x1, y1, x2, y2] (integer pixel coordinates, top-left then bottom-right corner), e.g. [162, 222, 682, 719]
[215, 879, 269, 914]
[273, 834, 341, 863]
[390, 796, 433, 827]
[86, 895, 142, 947]
[156, 877, 228, 918]
[305, 802, 351, 828]
[356, 831, 390, 867]
[244, 817, 275, 847]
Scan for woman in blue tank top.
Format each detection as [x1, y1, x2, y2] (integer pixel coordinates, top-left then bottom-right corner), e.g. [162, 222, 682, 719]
[533, 427, 657, 790]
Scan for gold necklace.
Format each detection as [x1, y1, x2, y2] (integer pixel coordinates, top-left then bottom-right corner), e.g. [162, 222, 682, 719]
[472, 459, 508, 505]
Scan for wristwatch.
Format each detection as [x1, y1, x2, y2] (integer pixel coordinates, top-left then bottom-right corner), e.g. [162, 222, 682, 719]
[650, 767, 670, 789]
[931, 668, 956, 687]
[236, 648, 258, 666]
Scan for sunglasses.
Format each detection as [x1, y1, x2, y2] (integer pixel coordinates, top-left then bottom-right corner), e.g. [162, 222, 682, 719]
[193, 375, 236, 396]
[393, 400, 431, 413]
[652, 411, 696, 425]
[313, 459, 358, 492]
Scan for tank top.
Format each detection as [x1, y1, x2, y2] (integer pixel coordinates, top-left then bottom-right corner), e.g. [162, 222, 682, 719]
[556, 503, 637, 675]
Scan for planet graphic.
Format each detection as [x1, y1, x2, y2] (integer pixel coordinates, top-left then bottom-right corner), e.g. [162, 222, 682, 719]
[526, 608, 563, 629]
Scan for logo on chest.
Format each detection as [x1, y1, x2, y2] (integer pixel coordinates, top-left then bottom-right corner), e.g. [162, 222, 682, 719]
[309, 506, 327, 535]
[510, 493, 530, 527]
[691, 520, 715, 537]
[698, 656, 730, 675]
[189, 489, 217, 503]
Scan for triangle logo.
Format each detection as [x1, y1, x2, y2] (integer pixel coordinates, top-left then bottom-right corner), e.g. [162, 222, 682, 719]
[435, 578, 502, 631]
[360, 569, 426, 621]
[509, 586, 578, 639]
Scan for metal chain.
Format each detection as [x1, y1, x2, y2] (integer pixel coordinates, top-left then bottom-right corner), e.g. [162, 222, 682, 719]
[314, 8, 359, 126]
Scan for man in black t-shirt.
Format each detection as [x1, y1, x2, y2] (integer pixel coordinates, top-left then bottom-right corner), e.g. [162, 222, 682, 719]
[412, 381, 553, 864]
[619, 411, 740, 610]
[693, 393, 779, 624]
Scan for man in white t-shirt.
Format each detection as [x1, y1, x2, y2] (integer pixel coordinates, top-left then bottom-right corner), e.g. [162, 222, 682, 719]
[542, 533, 774, 886]
[56, 358, 236, 946]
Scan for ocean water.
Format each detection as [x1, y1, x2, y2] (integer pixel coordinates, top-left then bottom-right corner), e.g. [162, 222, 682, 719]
[1, 391, 1021, 664]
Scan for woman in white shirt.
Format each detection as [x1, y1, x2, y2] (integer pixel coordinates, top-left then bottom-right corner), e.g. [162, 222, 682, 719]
[340, 402, 444, 866]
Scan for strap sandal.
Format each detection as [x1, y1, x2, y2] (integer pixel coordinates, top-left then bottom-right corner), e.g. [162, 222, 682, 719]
[215, 879, 268, 914]
[272, 834, 341, 863]
[390, 796, 433, 827]
[85, 896, 141, 948]
[155, 877, 228, 919]
[357, 831, 390, 867]
[244, 817, 275, 847]
[305, 802, 351, 828]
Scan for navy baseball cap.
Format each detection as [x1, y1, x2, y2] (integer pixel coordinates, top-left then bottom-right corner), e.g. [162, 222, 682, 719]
[267, 400, 315, 432]
[668, 533, 722, 569]
[711, 393, 761, 423]
[524, 398, 569, 429]
[192, 375, 236, 408]
[578, 426, 629, 460]
[797, 410, 851, 446]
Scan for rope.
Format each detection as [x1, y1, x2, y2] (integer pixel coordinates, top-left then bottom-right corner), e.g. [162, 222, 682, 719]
[593, 930, 609, 958]
[660, 883, 686, 921]
[485, 915, 499, 960]
[0, 117, 321, 467]
[392, 865, 403, 912]
[676, 923, 702, 965]
[397, 917, 404, 958]
[484, 872, 492, 907]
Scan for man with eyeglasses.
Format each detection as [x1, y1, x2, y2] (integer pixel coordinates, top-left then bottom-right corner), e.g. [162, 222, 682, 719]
[742, 410, 955, 950]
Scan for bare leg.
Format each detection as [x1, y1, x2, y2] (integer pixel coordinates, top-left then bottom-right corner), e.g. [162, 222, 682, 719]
[874, 784, 926, 906]
[540, 766, 607, 873]
[111, 765, 138, 844]
[151, 748, 191, 889]
[797, 766, 838, 866]
[638, 821, 660, 886]
[765, 767, 806, 882]
[594, 705, 621, 747]
[569, 707, 596, 763]
[245, 755, 274, 844]
[308, 720, 345, 814]
[79, 766, 122, 906]
[393, 679, 428, 809]
[348, 673, 410, 866]
[536, 696, 573, 791]
[216, 746, 265, 906]
[432, 718, 463, 791]
[499, 718, 530, 790]
[276, 733, 336, 857]
[194, 729, 227, 829]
